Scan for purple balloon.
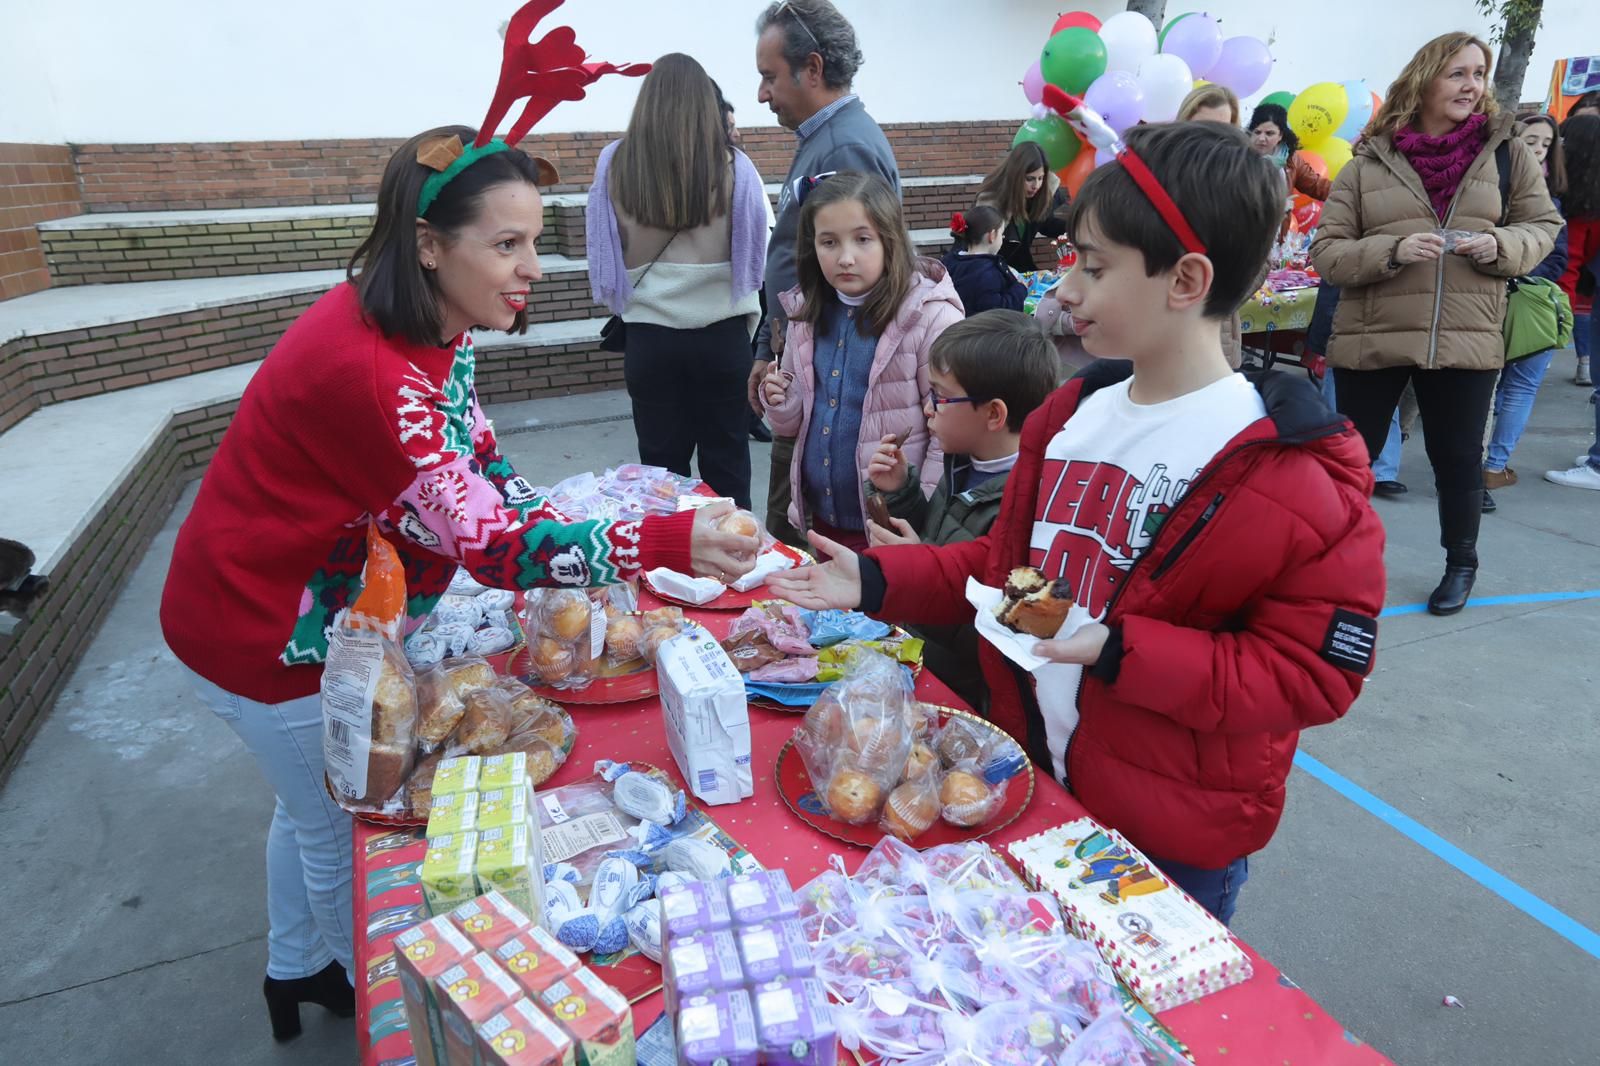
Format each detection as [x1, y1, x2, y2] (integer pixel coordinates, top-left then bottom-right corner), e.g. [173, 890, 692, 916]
[1023, 59, 1046, 106]
[1209, 36, 1273, 98]
[1160, 13, 1223, 79]
[1083, 70, 1146, 135]
[1094, 147, 1116, 168]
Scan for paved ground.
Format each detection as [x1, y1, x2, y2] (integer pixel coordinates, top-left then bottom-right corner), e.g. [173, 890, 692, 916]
[1, 365, 1595, 1065]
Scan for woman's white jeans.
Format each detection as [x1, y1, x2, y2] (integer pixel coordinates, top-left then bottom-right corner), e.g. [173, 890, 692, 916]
[183, 667, 353, 980]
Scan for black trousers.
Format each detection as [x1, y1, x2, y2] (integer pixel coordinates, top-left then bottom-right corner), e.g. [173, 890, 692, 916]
[1333, 365, 1498, 569]
[624, 317, 753, 508]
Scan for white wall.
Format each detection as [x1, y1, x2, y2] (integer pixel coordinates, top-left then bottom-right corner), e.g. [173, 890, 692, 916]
[2, 1, 1597, 145]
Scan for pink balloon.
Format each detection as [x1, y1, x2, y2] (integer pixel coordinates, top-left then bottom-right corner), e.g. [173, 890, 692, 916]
[1023, 59, 1046, 106]
[1208, 36, 1273, 98]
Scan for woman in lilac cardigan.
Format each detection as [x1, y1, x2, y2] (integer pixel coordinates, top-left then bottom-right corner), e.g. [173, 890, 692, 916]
[587, 54, 769, 507]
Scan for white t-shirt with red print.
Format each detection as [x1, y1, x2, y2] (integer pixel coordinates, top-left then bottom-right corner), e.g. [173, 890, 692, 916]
[1028, 371, 1266, 785]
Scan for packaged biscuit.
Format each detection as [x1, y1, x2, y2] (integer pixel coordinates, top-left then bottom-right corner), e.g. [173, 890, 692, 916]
[494, 925, 581, 999]
[394, 916, 475, 1066]
[475, 822, 546, 924]
[451, 891, 535, 954]
[538, 966, 635, 1066]
[436, 951, 521, 1066]
[477, 997, 576, 1066]
[422, 832, 481, 916]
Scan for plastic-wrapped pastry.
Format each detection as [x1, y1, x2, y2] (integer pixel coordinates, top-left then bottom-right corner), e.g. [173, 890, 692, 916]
[372, 645, 418, 746]
[458, 688, 513, 754]
[440, 656, 497, 701]
[406, 748, 445, 816]
[527, 637, 576, 683]
[414, 664, 466, 750]
[604, 607, 645, 663]
[939, 769, 1003, 828]
[880, 775, 941, 841]
[825, 769, 885, 825]
[541, 589, 592, 642]
[363, 744, 414, 806]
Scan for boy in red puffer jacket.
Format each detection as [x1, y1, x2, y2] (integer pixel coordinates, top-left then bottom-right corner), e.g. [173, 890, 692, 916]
[768, 122, 1387, 924]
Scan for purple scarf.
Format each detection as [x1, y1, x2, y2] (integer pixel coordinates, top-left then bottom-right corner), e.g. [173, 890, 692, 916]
[587, 140, 768, 314]
[1392, 113, 1489, 222]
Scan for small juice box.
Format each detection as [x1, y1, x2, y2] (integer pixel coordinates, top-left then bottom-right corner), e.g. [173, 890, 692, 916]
[677, 990, 759, 1066]
[477, 781, 536, 834]
[477, 997, 576, 1066]
[427, 790, 482, 838]
[479, 751, 530, 791]
[539, 966, 636, 1066]
[475, 822, 546, 922]
[659, 879, 731, 940]
[435, 952, 522, 1066]
[494, 925, 581, 999]
[434, 756, 484, 797]
[422, 831, 481, 916]
[451, 890, 534, 954]
[394, 916, 476, 1066]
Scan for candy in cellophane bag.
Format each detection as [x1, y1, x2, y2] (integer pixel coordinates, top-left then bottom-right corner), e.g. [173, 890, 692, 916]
[919, 841, 1025, 894]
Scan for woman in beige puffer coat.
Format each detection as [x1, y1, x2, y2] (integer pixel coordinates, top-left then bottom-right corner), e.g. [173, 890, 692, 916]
[1310, 31, 1561, 616]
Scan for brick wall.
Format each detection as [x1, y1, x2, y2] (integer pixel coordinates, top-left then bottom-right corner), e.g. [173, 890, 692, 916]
[0, 293, 317, 434]
[74, 121, 1018, 212]
[0, 397, 237, 779]
[475, 339, 621, 403]
[43, 215, 372, 285]
[0, 144, 82, 300]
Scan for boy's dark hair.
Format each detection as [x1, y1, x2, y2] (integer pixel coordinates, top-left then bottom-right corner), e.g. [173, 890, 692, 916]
[1561, 113, 1600, 218]
[929, 310, 1059, 432]
[349, 124, 550, 346]
[1066, 122, 1280, 319]
[950, 203, 1005, 251]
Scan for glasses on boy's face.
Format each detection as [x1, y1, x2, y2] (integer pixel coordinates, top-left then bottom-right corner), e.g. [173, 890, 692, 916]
[928, 389, 986, 409]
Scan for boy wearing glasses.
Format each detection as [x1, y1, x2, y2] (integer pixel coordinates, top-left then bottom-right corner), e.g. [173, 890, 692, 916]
[862, 310, 1058, 709]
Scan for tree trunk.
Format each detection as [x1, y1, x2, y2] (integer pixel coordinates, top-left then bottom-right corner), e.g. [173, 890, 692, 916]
[1492, 0, 1543, 112]
[1126, 0, 1168, 31]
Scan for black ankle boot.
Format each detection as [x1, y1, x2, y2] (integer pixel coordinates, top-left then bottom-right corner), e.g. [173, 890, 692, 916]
[263, 960, 355, 1042]
[1427, 566, 1476, 616]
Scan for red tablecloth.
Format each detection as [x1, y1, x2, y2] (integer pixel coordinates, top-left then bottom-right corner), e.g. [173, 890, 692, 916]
[355, 599, 1392, 1065]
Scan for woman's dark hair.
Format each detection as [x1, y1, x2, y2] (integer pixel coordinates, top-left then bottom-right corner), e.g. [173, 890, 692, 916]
[950, 203, 1005, 251]
[976, 142, 1056, 225]
[1067, 122, 1282, 319]
[1518, 113, 1567, 199]
[1247, 103, 1299, 155]
[348, 124, 550, 346]
[793, 171, 915, 337]
[1562, 114, 1600, 219]
[1570, 90, 1600, 117]
[929, 310, 1058, 432]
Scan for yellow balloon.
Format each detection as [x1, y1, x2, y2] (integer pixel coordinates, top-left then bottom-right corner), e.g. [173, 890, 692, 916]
[1318, 136, 1354, 179]
[1289, 82, 1348, 149]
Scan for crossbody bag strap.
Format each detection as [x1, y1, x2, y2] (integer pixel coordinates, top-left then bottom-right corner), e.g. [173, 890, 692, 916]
[633, 230, 679, 289]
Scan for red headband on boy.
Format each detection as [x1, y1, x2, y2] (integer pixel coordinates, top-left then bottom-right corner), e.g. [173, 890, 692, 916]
[1041, 85, 1208, 257]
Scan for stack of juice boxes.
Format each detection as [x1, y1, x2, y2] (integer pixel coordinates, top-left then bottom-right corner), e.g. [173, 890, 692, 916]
[660, 870, 837, 1065]
[419, 753, 546, 923]
[394, 888, 635, 1066]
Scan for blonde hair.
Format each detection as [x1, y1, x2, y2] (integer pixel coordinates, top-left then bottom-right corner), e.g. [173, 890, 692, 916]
[1177, 84, 1241, 125]
[1369, 32, 1497, 140]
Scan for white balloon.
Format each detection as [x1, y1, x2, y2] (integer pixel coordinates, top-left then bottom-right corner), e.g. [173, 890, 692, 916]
[1136, 53, 1194, 122]
[1098, 10, 1158, 74]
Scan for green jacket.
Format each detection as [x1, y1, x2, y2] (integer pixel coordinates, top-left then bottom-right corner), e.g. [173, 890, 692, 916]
[865, 457, 1011, 711]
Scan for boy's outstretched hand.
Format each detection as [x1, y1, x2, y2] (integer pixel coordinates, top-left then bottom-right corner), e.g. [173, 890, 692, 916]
[865, 433, 911, 492]
[764, 530, 863, 610]
[1032, 623, 1109, 666]
[866, 517, 920, 547]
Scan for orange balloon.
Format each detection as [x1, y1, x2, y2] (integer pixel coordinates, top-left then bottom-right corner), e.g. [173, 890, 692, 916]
[1299, 150, 1330, 182]
[1059, 140, 1096, 197]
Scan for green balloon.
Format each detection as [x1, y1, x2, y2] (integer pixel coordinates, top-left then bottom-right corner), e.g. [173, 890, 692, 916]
[1261, 90, 1295, 110]
[1013, 116, 1081, 172]
[1039, 27, 1107, 96]
[1157, 12, 1193, 49]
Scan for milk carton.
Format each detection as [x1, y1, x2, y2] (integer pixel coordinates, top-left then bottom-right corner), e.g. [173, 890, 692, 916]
[656, 626, 752, 805]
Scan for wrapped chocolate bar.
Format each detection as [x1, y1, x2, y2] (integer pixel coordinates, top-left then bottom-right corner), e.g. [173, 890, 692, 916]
[753, 977, 838, 1066]
[663, 929, 745, 1014]
[659, 879, 732, 940]
[735, 919, 815, 985]
[724, 869, 799, 927]
[676, 990, 760, 1066]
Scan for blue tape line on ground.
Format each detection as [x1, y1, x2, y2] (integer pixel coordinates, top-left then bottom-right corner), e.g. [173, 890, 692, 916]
[1294, 750, 1600, 960]
[1380, 588, 1600, 617]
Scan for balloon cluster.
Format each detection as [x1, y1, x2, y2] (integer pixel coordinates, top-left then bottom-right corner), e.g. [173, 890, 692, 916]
[1017, 10, 1275, 195]
[1254, 79, 1381, 223]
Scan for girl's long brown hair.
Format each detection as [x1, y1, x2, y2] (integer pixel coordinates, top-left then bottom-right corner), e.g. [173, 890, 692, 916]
[976, 142, 1055, 224]
[611, 53, 730, 229]
[1519, 113, 1567, 198]
[1368, 32, 1496, 141]
[792, 172, 914, 338]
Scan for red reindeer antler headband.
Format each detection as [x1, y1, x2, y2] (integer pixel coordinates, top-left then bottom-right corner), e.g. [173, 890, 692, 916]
[417, 0, 650, 216]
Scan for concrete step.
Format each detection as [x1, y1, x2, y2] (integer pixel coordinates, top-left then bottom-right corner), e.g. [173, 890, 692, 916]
[39, 175, 985, 285]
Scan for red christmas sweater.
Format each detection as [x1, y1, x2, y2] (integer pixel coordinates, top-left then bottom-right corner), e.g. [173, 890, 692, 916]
[161, 282, 694, 704]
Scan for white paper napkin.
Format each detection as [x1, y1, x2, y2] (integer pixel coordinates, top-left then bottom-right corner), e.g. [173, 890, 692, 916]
[645, 567, 727, 605]
[966, 576, 1095, 672]
[728, 549, 796, 592]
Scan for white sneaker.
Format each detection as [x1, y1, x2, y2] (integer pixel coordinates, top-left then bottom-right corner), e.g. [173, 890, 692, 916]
[1577, 358, 1592, 387]
[1545, 463, 1600, 490]
[1580, 454, 1596, 468]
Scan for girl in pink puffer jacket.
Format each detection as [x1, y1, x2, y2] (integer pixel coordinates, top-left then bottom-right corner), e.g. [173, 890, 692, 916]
[762, 172, 964, 549]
